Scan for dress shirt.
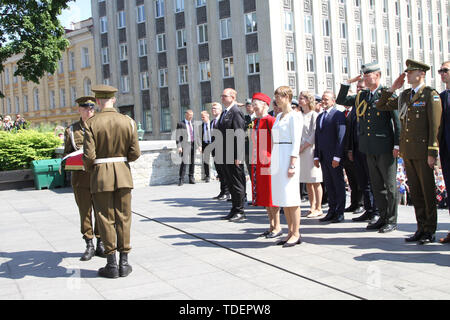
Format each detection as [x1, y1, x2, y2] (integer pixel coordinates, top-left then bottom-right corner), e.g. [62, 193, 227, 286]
[185, 119, 194, 142]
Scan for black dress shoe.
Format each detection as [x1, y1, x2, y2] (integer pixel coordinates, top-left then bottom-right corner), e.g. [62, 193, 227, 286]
[405, 231, 424, 242]
[345, 206, 357, 213]
[331, 214, 344, 223]
[189, 180, 196, 184]
[213, 193, 224, 200]
[266, 230, 283, 239]
[178, 179, 184, 186]
[229, 213, 245, 222]
[366, 219, 385, 230]
[259, 230, 271, 237]
[319, 211, 335, 222]
[221, 212, 235, 220]
[352, 210, 372, 222]
[276, 240, 287, 246]
[379, 224, 398, 233]
[282, 238, 302, 248]
[418, 233, 435, 245]
[205, 177, 210, 183]
[354, 206, 365, 214]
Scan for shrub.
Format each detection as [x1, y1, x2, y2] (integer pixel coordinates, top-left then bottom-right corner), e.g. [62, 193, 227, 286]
[0, 130, 62, 171]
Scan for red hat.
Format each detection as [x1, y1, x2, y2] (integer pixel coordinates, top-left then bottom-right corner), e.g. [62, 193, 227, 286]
[252, 93, 271, 106]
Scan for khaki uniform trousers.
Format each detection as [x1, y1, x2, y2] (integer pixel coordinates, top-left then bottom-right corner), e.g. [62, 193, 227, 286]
[92, 188, 132, 255]
[73, 187, 100, 240]
[403, 158, 438, 234]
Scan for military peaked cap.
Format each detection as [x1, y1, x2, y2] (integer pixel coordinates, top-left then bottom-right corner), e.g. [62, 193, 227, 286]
[75, 96, 96, 108]
[91, 85, 118, 99]
[361, 61, 381, 74]
[405, 59, 430, 72]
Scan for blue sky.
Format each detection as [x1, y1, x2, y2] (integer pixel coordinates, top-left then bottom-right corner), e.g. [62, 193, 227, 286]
[58, 0, 92, 28]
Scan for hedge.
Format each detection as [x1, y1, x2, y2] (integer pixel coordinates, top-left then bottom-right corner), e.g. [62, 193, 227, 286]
[0, 130, 62, 171]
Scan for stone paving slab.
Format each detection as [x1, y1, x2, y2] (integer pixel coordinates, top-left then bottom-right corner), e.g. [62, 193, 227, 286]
[0, 180, 449, 300]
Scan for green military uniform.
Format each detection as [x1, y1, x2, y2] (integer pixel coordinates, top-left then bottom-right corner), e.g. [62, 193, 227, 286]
[64, 96, 104, 261]
[376, 60, 442, 240]
[337, 62, 401, 230]
[83, 85, 141, 278]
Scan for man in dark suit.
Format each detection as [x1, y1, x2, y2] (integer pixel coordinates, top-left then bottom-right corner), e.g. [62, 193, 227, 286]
[244, 99, 256, 176]
[200, 111, 212, 183]
[438, 61, 450, 244]
[338, 62, 400, 233]
[176, 110, 197, 186]
[314, 91, 347, 223]
[217, 88, 247, 222]
[210, 103, 230, 200]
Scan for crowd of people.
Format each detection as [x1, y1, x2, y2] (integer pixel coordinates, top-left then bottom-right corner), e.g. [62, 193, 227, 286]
[0, 114, 28, 131]
[177, 59, 450, 246]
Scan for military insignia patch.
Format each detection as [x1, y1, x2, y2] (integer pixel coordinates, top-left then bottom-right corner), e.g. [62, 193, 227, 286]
[413, 102, 426, 107]
[434, 95, 441, 101]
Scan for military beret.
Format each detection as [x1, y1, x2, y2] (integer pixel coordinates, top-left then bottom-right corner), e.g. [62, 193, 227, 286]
[75, 96, 96, 108]
[361, 61, 381, 74]
[252, 93, 271, 106]
[405, 59, 430, 72]
[91, 85, 118, 99]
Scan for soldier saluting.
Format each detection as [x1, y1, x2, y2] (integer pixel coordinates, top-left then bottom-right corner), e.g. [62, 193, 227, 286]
[376, 60, 442, 245]
[64, 96, 106, 261]
[83, 85, 141, 278]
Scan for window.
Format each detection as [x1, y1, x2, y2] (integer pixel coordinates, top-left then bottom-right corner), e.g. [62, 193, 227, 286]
[175, 0, 184, 12]
[50, 90, 56, 109]
[323, 19, 330, 37]
[120, 75, 130, 93]
[155, 0, 164, 18]
[159, 68, 168, 87]
[69, 51, 75, 71]
[82, 47, 90, 68]
[138, 38, 148, 56]
[14, 96, 19, 113]
[196, 0, 206, 7]
[220, 18, 232, 40]
[177, 29, 187, 48]
[178, 65, 188, 84]
[247, 53, 260, 74]
[161, 107, 171, 132]
[245, 12, 257, 34]
[199, 61, 211, 82]
[33, 88, 39, 110]
[119, 43, 128, 61]
[4, 68, 9, 85]
[371, 27, 376, 43]
[84, 78, 92, 95]
[100, 16, 108, 33]
[101, 47, 109, 64]
[140, 72, 149, 90]
[157, 34, 166, 52]
[223, 57, 234, 78]
[57, 59, 64, 74]
[304, 15, 313, 34]
[144, 110, 153, 132]
[342, 56, 349, 74]
[60, 88, 66, 107]
[197, 24, 208, 44]
[284, 11, 293, 32]
[70, 87, 77, 106]
[6, 98, 11, 114]
[306, 54, 315, 72]
[117, 11, 126, 29]
[340, 22, 347, 39]
[136, 5, 146, 23]
[356, 24, 362, 41]
[325, 56, 333, 73]
[286, 52, 295, 71]
[23, 95, 29, 113]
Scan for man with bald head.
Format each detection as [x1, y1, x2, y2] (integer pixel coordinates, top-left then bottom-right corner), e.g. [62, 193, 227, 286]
[217, 88, 247, 222]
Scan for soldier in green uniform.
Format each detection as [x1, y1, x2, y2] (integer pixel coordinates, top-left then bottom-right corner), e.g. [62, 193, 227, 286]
[376, 59, 442, 244]
[64, 96, 106, 261]
[83, 85, 141, 278]
[337, 62, 401, 233]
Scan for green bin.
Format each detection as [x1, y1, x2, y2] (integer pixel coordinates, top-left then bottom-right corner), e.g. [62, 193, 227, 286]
[31, 159, 65, 190]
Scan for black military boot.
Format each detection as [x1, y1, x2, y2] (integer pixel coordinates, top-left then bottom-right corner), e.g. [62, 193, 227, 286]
[80, 238, 95, 261]
[98, 253, 119, 279]
[119, 252, 133, 277]
[95, 238, 106, 258]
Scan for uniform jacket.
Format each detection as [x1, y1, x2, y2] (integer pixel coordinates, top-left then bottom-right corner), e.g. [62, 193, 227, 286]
[376, 85, 442, 159]
[314, 107, 347, 162]
[83, 108, 141, 193]
[63, 119, 91, 188]
[337, 84, 401, 156]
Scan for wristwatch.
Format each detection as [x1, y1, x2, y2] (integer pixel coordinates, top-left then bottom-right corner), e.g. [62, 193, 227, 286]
[289, 165, 295, 169]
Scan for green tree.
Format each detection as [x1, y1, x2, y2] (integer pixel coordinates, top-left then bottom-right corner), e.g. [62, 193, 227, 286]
[0, 0, 74, 97]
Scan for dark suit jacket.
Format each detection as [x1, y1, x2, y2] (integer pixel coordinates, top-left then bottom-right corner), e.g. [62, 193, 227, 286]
[176, 120, 199, 149]
[439, 90, 450, 156]
[314, 107, 346, 162]
[217, 104, 246, 163]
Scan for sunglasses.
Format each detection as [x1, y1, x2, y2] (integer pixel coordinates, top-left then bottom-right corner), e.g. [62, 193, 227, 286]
[438, 68, 450, 74]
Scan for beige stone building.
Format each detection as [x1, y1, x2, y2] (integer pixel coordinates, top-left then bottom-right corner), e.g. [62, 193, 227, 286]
[0, 18, 96, 128]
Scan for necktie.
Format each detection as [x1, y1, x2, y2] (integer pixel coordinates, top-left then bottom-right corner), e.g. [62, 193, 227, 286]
[345, 110, 350, 118]
[321, 111, 328, 129]
[206, 123, 211, 143]
[410, 90, 415, 101]
[188, 121, 193, 142]
[220, 109, 228, 123]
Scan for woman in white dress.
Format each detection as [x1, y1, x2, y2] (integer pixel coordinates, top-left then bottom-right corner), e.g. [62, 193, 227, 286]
[270, 86, 303, 248]
[299, 91, 323, 218]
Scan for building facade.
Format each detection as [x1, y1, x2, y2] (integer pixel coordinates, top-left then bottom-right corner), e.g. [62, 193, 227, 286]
[0, 18, 96, 128]
[91, 0, 450, 140]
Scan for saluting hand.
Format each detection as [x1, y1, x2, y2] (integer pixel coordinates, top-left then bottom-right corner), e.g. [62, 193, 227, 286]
[389, 73, 406, 92]
[348, 74, 363, 84]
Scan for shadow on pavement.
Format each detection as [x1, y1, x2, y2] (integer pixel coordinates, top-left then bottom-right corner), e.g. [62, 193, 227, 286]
[0, 251, 98, 279]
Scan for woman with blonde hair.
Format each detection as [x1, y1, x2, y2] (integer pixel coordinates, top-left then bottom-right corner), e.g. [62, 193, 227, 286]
[299, 91, 323, 218]
[270, 86, 303, 247]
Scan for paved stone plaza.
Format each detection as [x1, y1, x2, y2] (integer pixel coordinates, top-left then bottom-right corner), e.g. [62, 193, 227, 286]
[0, 180, 449, 300]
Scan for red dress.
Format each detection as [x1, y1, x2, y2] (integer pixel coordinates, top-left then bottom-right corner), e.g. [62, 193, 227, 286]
[251, 115, 277, 207]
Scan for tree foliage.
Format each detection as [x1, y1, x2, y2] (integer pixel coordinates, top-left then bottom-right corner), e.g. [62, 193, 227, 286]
[0, 0, 74, 97]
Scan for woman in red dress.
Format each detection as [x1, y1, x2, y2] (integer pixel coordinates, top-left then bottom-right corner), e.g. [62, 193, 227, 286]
[250, 93, 282, 239]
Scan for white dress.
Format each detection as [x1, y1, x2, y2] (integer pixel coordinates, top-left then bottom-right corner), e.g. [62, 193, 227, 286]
[270, 111, 303, 207]
[300, 111, 323, 183]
